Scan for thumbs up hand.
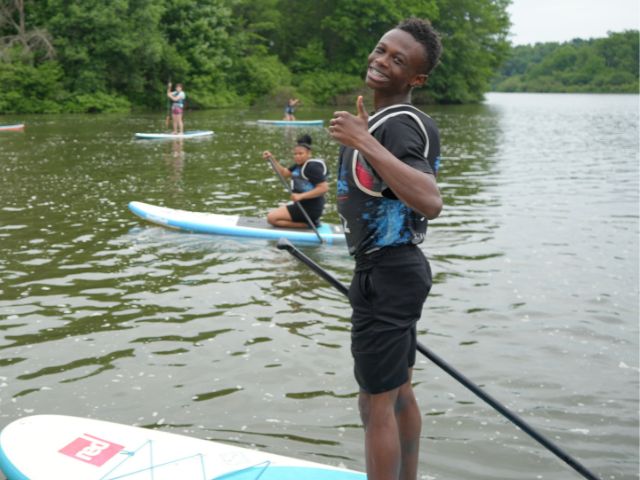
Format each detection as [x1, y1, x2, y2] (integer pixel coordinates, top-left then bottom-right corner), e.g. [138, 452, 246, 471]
[328, 95, 370, 149]
[354, 95, 369, 124]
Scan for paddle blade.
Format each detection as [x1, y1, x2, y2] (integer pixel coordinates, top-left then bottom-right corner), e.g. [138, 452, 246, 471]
[276, 237, 294, 252]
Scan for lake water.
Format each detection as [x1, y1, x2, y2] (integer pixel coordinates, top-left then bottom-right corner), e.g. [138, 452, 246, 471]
[0, 93, 638, 479]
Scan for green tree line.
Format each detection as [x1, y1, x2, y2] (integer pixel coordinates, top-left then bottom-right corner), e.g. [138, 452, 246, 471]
[0, 0, 512, 113]
[492, 31, 639, 93]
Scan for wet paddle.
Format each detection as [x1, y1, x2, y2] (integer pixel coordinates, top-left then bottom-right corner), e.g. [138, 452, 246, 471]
[276, 237, 601, 480]
[265, 154, 324, 244]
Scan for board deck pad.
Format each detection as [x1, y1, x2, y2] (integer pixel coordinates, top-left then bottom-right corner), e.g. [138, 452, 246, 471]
[128, 201, 345, 245]
[0, 415, 365, 480]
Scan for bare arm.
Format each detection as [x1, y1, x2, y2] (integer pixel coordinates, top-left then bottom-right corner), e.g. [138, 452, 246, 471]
[167, 84, 181, 101]
[291, 181, 329, 202]
[262, 151, 292, 178]
[329, 96, 442, 219]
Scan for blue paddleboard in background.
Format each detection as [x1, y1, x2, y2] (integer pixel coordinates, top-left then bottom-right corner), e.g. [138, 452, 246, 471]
[257, 120, 323, 127]
[128, 201, 345, 245]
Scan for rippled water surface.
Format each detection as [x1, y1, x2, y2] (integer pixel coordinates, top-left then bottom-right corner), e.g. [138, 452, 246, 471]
[1, 93, 638, 479]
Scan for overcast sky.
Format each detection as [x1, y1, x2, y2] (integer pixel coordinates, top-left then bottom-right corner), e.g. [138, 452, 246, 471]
[508, 0, 640, 45]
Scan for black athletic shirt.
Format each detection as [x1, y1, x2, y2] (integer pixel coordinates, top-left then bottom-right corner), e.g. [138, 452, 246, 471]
[336, 104, 440, 256]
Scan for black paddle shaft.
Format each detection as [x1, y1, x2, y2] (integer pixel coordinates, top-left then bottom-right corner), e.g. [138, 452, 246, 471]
[275, 237, 601, 480]
[265, 155, 324, 244]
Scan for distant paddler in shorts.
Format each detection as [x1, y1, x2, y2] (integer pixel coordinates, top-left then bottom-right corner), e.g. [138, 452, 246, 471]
[167, 82, 186, 135]
[283, 98, 300, 121]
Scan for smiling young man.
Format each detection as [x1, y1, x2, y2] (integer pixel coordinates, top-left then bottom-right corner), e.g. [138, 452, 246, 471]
[328, 18, 443, 480]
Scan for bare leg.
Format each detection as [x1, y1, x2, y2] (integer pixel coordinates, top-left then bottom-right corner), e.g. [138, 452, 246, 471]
[397, 370, 421, 480]
[359, 388, 402, 480]
[267, 205, 313, 229]
[171, 113, 178, 134]
[359, 372, 421, 480]
[177, 114, 184, 134]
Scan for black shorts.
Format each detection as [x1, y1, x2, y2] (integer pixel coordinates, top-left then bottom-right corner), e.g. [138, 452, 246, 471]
[286, 200, 323, 226]
[348, 245, 432, 394]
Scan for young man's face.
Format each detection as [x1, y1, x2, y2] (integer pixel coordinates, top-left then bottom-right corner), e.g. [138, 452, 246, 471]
[366, 29, 427, 93]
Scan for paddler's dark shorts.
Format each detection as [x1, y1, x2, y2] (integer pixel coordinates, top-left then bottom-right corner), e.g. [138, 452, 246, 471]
[287, 199, 323, 227]
[348, 244, 432, 394]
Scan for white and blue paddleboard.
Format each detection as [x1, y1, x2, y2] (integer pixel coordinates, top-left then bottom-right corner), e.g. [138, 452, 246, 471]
[257, 120, 323, 127]
[0, 415, 365, 480]
[0, 124, 25, 132]
[128, 201, 345, 245]
[135, 130, 214, 139]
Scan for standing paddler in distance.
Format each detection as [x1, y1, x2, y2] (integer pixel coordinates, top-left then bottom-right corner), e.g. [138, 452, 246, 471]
[283, 97, 300, 120]
[328, 18, 443, 480]
[261, 134, 329, 229]
[167, 82, 186, 135]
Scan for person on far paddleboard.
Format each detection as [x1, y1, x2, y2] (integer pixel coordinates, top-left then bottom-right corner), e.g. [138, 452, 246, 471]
[262, 134, 328, 228]
[328, 18, 443, 480]
[283, 98, 300, 120]
[167, 82, 186, 135]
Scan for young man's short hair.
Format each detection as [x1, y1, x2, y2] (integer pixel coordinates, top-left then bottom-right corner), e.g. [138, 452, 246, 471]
[397, 18, 442, 76]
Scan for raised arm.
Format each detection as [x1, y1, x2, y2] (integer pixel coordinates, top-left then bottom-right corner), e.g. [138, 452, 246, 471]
[329, 96, 442, 219]
[262, 151, 292, 178]
[167, 83, 179, 101]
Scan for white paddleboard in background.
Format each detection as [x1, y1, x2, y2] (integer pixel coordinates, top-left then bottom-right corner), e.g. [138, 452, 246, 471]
[0, 415, 365, 480]
[134, 130, 214, 139]
[0, 124, 25, 132]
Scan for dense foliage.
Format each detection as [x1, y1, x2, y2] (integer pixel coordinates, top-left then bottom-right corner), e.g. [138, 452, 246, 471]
[492, 31, 639, 93]
[0, 0, 514, 113]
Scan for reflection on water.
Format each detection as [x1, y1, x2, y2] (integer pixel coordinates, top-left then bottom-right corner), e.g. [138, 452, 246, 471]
[164, 139, 185, 193]
[0, 94, 638, 479]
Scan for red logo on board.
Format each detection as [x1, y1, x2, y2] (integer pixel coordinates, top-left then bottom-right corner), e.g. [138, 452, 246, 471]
[59, 433, 124, 466]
